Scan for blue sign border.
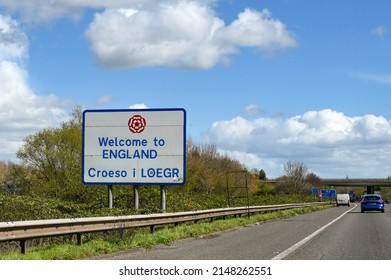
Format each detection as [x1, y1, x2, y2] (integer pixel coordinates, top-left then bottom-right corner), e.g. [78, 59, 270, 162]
[82, 108, 186, 186]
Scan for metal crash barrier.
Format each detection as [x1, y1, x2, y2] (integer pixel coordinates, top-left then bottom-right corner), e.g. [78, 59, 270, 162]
[0, 202, 327, 254]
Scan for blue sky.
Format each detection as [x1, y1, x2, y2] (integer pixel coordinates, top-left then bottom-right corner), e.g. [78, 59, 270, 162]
[1, 0, 391, 179]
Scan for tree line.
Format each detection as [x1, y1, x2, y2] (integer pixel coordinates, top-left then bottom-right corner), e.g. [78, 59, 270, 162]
[0, 107, 321, 213]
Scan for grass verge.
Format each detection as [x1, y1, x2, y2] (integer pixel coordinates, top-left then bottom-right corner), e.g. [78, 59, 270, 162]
[0, 204, 332, 260]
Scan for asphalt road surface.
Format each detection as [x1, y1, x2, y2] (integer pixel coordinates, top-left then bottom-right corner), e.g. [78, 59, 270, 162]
[91, 203, 391, 260]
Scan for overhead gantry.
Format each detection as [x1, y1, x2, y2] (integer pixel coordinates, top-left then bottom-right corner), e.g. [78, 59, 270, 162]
[320, 178, 391, 194]
[263, 178, 391, 194]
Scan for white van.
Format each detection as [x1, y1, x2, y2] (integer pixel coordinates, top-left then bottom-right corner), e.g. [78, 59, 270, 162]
[336, 194, 350, 207]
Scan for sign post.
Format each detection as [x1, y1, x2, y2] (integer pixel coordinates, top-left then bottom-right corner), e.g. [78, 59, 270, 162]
[134, 185, 139, 210]
[160, 185, 166, 213]
[82, 108, 186, 209]
[108, 185, 113, 209]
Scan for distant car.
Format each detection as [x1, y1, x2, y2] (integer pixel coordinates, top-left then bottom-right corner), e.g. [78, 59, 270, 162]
[361, 194, 385, 213]
[349, 191, 356, 202]
[336, 194, 350, 207]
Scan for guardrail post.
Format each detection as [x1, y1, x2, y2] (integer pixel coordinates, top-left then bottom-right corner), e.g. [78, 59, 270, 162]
[77, 234, 83, 246]
[20, 240, 26, 254]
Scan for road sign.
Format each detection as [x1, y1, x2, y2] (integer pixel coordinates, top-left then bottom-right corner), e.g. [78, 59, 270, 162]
[321, 189, 336, 198]
[82, 108, 186, 185]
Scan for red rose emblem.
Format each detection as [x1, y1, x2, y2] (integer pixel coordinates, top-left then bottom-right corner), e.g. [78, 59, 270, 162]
[128, 115, 147, 133]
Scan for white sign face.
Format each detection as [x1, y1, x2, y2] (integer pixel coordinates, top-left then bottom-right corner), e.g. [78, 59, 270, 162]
[82, 109, 186, 185]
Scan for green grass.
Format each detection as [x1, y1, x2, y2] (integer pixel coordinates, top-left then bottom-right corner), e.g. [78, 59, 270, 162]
[0, 204, 332, 260]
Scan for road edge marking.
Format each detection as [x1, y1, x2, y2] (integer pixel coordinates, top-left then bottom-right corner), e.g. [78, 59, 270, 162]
[271, 204, 357, 260]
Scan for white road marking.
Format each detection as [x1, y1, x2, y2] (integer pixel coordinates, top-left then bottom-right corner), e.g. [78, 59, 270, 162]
[271, 204, 357, 260]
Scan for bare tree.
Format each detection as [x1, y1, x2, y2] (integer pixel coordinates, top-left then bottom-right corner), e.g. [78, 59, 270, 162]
[306, 172, 322, 188]
[277, 161, 310, 194]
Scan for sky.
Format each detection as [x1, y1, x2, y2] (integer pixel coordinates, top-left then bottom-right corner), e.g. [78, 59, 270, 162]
[1, 0, 391, 179]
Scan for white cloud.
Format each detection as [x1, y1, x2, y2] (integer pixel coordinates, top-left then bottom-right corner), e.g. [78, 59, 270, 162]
[85, 3, 226, 69]
[0, 14, 72, 161]
[0, 0, 215, 22]
[352, 71, 391, 85]
[96, 95, 114, 105]
[85, 2, 297, 69]
[0, 0, 80, 22]
[0, 14, 28, 60]
[129, 103, 148, 109]
[241, 104, 263, 116]
[1, 1, 297, 69]
[371, 26, 388, 37]
[0, 60, 71, 160]
[218, 9, 298, 51]
[206, 109, 391, 178]
[0, 0, 132, 22]
[220, 149, 281, 175]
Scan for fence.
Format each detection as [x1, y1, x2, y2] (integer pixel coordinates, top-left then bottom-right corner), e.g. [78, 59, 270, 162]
[0, 202, 326, 254]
